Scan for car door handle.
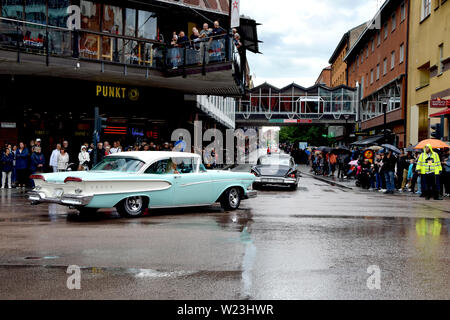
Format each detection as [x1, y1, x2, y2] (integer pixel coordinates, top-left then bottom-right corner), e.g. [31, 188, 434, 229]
[174, 176, 181, 179]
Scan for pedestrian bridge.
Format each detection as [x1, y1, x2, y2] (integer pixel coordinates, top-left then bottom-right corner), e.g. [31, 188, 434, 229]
[235, 82, 358, 126]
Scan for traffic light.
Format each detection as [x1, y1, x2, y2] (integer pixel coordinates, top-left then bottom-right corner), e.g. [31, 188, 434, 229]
[430, 123, 441, 140]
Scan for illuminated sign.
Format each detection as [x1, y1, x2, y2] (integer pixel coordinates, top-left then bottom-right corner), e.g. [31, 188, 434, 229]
[96, 85, 139, 101]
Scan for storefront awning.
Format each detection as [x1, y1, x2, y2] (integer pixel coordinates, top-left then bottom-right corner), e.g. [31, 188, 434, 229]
[429, 108, 450, 118]
[350, 135, 385, 147]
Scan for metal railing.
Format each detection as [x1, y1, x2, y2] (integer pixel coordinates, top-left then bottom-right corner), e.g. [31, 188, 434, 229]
[0, 17, 241, 79]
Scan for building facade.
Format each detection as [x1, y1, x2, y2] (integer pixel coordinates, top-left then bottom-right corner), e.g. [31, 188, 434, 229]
[328, 23, 366, 88]
[315, 66, 332, 87]
[407, 0, 450, 144]
[0, 1, 259, 155]
[345, 0, 409, 147]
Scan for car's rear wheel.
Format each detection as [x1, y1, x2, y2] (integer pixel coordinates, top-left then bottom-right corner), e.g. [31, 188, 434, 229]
[220, 187, 241, 211]
[116, 196, 147, 218]
[289, 183, 298, 191]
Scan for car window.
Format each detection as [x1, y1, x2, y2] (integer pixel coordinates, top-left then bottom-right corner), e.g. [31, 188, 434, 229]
[145, 159, 170, 174]
[258, 156, 290, 166]
[91, 157, 145, 172]
[173, 157, 194, 174]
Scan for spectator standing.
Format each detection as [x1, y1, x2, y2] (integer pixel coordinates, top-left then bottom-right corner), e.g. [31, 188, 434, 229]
[15, 142, 29, 189]
[30, 147, 45, 174]
[49, 144, 61, 172]
[95, 142, 105, 165]
[1, 148, 14, 188]
[78, 145, 90, 171]
[57, 148, 69, 172]
[416, 144, 442, 200]
[382, 151, 396, 194]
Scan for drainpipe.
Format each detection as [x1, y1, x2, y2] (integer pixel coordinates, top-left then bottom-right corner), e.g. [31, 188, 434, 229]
[403, 0, 411, 146]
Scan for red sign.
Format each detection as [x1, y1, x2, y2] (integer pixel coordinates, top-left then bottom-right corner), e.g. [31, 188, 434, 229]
[430, 99, 449, 108]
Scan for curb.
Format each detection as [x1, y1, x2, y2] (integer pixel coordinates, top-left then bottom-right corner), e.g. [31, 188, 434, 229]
[301, 171, 354, 190]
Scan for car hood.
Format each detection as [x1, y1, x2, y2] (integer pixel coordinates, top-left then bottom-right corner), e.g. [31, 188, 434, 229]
[254, 165, 291, 177]
[40, 171, 139, 183]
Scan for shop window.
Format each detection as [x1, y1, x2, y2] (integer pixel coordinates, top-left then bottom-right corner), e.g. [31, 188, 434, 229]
[138, 10, 157, 40]
[103, 5, 123, 34]
[25, 0, 46, 24]
[1, 0, 24, 19]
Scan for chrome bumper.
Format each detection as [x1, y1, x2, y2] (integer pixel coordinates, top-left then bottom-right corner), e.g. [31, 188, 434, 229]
[244, 190, 257, 199]
[28, 191, 93, 206]
[254, 177, 298, 185]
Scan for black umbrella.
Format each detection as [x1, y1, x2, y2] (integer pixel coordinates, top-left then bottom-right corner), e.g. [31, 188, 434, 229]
[332, 146, 351, 154]
[381, 144, 401, 154]
[318, 146, 332, 153]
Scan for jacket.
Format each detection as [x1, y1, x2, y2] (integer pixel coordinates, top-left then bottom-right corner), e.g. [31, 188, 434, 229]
[30, 152, 45, 172]
[416, 144, 442, 175]
[1, 153, 14, 172]
[15, 148, 29, 170]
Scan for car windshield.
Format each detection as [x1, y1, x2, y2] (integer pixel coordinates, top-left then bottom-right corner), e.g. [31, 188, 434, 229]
[91, 157, 145, 172]
[259, 156, 290, 166]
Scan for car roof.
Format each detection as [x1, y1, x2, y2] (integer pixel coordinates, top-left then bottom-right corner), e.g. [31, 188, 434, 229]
[107, 151, 201, 163]
[260, 154, 291, 158]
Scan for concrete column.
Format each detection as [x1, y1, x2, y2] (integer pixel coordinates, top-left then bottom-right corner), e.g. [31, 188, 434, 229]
[409, 105, 419, 145]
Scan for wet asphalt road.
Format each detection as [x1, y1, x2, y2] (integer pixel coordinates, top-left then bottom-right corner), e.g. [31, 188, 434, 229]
[0, 171, 449, 300]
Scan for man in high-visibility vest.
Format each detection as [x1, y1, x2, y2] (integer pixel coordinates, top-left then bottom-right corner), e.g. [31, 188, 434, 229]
[416, 144, 443, 200]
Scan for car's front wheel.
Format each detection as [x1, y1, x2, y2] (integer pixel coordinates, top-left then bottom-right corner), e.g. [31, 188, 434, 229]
[116, 196, 147, 218]
[220, 187, 241, 211]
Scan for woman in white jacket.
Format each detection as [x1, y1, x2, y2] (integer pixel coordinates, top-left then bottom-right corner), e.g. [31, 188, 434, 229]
[57, 148, 69, 172]
[78, 145, 90, 171]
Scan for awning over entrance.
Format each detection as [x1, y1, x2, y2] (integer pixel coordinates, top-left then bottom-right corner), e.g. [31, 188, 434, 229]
[350, 135, 385, 147]
[429, 108, 450, 118]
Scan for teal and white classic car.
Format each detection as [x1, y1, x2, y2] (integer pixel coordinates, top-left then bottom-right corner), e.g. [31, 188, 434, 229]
[28, 151, 257, 217]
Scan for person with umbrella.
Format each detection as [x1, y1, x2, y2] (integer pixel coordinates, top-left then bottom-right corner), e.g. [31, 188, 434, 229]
[416, 144, 443, 200]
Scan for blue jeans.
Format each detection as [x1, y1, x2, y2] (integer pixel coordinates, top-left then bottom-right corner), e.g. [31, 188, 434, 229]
[375, 173, 382, 189]
[384, 171, 395, 191]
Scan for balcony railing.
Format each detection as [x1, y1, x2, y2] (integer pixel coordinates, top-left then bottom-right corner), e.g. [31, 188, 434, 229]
[0, 17, 242, 83]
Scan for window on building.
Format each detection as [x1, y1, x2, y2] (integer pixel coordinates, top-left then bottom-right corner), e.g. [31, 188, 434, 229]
[376, 64, 380, 80]
[384, 22, 388, 39]
[401, 2, 406, 21]
[366, 46, 369, 58]
[399, 43, 404, 63]
[1, 0, 24, 19]
[25, 0, 46, 25]
[377, 31, 381, 46]
[418, 64, 430, 87]
[383, 58, 387, 75]
[102, 5, 123, 34]
[48, 0, 71, 27]
[371, 39, 375, 52]
[391, 13, 396, 31]
[421, 0, 431, 20]
[138, 10, 157, 40]
[125, 8, 137, 37]
[439, 44, 444, 74]
[391, 51, 395, 69]
[370, 69, 374, 84]
[361, 51, 364, 63]
[80, 0, 101, 31]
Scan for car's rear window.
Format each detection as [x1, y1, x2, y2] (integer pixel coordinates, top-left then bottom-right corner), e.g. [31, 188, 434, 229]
[91, 157, 145, 172]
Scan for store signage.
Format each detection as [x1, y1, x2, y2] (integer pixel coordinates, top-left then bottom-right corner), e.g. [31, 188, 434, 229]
[66, 5, 81, 30]
[131, 128, 144, 137]
[96, 85, 139, 101]
[1, 122, 16, 128]
[430, 99, 449, 108]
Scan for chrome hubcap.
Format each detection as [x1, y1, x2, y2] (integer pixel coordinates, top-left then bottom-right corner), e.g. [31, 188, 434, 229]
[125, 197, 143, 215]
[229, 189, 239, 208]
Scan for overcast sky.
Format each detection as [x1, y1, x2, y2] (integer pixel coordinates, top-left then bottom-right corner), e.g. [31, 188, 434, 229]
[240, 0, 381, 88]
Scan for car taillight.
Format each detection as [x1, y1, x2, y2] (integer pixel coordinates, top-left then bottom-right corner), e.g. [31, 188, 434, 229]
[64, 177, 83, 183]
[30, 174, 45, 181]
[289, 174, 296, 178]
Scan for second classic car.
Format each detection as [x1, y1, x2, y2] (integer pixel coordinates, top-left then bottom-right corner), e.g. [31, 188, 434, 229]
[28, 152, 257, 217]
[251, 154, 299, 190]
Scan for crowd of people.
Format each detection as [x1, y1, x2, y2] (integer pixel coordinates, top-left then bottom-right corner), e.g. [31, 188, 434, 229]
[167, 21, 242, 68]
[306, 145, 450, 200]
[0, 137, 223, 189]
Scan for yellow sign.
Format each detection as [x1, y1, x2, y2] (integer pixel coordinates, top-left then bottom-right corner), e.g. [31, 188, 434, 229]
[96, 85, 139, 101]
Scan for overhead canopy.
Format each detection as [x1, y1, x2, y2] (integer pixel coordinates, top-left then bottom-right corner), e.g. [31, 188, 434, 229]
[350, 135, 385, 147]
[429, 108, 450, 117]
[239, 16, 262, 54]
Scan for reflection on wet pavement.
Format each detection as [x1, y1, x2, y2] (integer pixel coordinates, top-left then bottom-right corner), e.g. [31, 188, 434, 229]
[0, 175, 448, 299]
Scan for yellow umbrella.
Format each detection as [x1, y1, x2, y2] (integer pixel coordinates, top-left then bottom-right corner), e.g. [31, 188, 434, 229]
[414, 139, 449, 150]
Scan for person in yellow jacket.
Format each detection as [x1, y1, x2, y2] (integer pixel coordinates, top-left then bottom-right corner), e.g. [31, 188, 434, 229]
[416, 144, 442, 200]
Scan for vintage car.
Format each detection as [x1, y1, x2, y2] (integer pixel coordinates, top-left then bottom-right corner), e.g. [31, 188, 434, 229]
[251, 154, 299, 190]
[28, 152, 257, 217]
